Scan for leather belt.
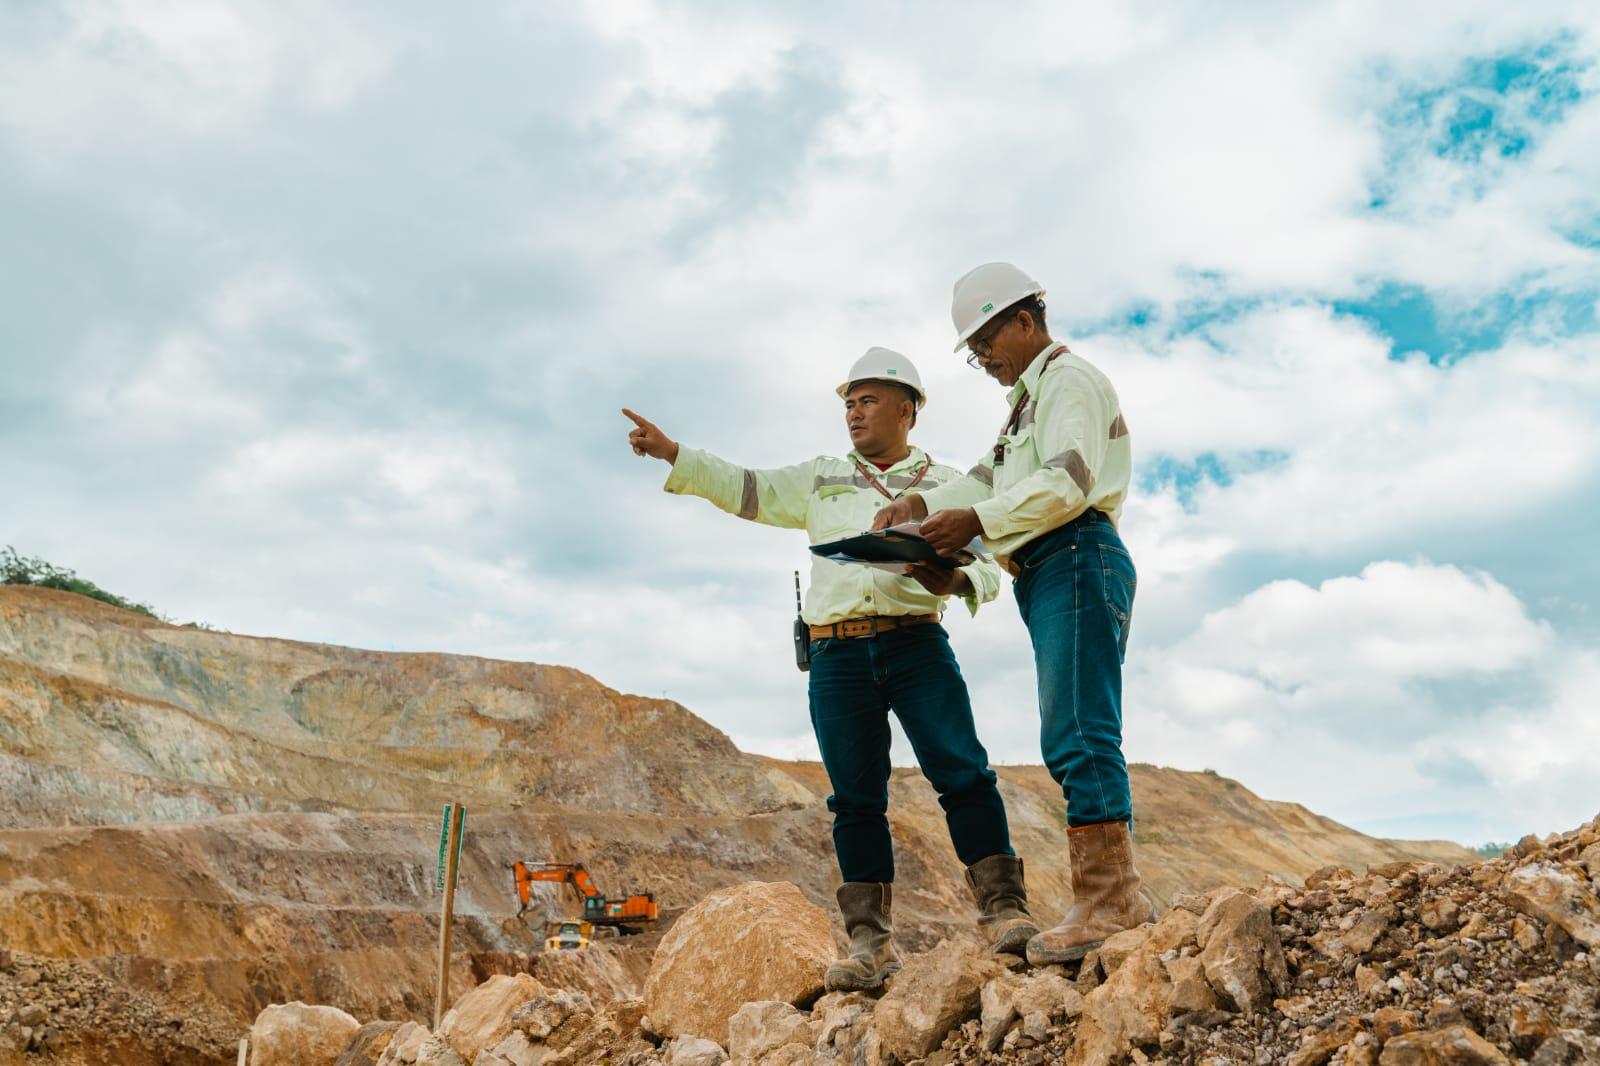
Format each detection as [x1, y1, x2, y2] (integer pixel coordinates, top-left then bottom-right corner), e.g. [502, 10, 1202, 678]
[809, 613, 940, 640]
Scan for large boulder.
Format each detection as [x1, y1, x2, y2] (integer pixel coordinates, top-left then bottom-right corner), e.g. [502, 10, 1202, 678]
[249, 1002, 362, 1066]
[1068, 946, 1174, 1066]
[438, 974, 549, 1061]
[643, 881, 834, 1044]
[1196, 888, 1290, 1013]
[873, 939, 1004, 1063]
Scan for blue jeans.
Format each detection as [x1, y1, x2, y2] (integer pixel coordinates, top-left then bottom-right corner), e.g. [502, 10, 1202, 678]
[807, 623, 1013, 883]
[1013, 512, 1136, 827]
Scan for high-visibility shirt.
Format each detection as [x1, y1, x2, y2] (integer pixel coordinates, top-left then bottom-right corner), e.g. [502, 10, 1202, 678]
[918, 342, 1132, 574]
[663, 445, 1004, 625]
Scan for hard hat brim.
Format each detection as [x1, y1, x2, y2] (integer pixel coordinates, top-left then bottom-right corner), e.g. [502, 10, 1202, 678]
[836, 376, 926, 408]
[952, 284, 1047, 352]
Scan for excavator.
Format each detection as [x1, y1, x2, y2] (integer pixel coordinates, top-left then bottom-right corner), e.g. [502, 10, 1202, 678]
[511, 860, 659, 937]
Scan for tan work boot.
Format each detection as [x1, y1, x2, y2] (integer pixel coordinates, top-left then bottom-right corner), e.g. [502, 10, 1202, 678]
[1025, 820, 1154, 966]
[964, 854, 1040, 956]
[824, 882, 902, 992]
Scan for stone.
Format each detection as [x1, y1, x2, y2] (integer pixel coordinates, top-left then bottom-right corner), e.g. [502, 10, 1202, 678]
[437, 974, 549, 1062]
[755, 1044, 814, 1066]
[1285, 1015, 1363, 1066]
[1371, 1007, 1419, 1044]
[811, 991, 873, 1064]
[1505, 863, 1600, 949]
[1164, 955, 1220, 1015]
[666, 1035, 727, 1066]
[1014, 970, 1082, 1022]
[1306, 866, 1354, 888]
[643, 882, 833, 1045]
[1377, 1025, 1510, 1065]
[980, 973, 1021, 1051]
[335, 1021, 403, 1066]
[375, 1022, 429, 1066]
[1512, 917, 1542, 951]
[1457, 913, 1492, 941]
[1355, 964, 1384, 998]
[1196, 889, 1290, 1013]
[509, 988, 592, 1042]
[482, 1031, 539, 1066]
[727, 1001, 810, 1062]
[1096, 925, 1153, 975]
[16, 1005, 46, 1027]
[249, 1002, 362, 1066]
[412, 1034, 467, 1066]
[1507, 1000, 1557, 1053]
[1531, 1030, 1600, 1065]
[1344, 909, 1394, 955]
[1419, 898, 1461, 931]
[873, 939, 1004, 1063]
[1067, 946, 1173, 1066]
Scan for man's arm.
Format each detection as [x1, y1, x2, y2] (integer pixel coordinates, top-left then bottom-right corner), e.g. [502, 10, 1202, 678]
[969, 369, 1108, 540]
[871, 457, 995, 530]
[625, 408, 813, 529]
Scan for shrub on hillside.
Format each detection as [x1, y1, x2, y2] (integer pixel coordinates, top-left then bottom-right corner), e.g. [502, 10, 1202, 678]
[1, 546, 161, 619]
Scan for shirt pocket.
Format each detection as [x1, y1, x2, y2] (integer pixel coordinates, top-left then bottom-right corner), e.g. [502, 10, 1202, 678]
[994, 424, 1035, 488]
[810, 485, 867, 538]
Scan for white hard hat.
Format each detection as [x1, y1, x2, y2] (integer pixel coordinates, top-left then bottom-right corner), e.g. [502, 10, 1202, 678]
[950, 262, 1046, 352]
[836, 347, 926, 408]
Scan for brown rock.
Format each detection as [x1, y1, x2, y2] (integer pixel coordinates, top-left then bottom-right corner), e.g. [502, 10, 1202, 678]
[1507, 1000, 1557, 1053]
[1307, 866, 1355, 888]
[1196, 889, 1289, 1013]
[726, 1001, 810, 1063]
[1067, 947, 1172, 1066]
[1531, 1030, 1600, 1064]
[874, 939, 1003, 1063]
[642, 881, 831, 1045]
[249, 1002, 362, 1066]
[1419, 899, 1461, 931]
[1378, 1025, 1510, 1065]
[666, 1035, 726, 1066]
[1096, 926, 1152, 976]
[1345, 908, 1394, 955]
[812, 991, 874, 1064]
[979, 973, 1022, 1051]
[1457, 913, 1493, 941]
[1373, 1007, 1420, 1044]
[1504, 862, 1600, 949]
[1164, 955, 1220, 1015]
[375, 1022, 429, 1066]
[335, 1021, 403, 1066]
[509, 988, 592, 1042]
[438, 974, 548, 1061]
[1286, 1015, 1363, 1066]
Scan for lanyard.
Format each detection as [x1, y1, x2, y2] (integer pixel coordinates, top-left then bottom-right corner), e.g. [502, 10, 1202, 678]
[852, 456, 931, 501]
[993, 344, 1068, 469]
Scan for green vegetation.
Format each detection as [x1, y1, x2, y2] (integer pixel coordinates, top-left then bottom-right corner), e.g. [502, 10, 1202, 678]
[1473, 841, 1510, 859]
[1, 546, 162, 619]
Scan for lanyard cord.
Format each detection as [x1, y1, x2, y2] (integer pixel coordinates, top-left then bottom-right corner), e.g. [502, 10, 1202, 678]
[852, 456, 931, 501]
[994, 344, 1069, 468]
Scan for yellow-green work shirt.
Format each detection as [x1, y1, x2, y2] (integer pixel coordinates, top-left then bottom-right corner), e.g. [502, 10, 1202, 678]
[919, 342, 1132, 573]
[663, 445, 1004, 625]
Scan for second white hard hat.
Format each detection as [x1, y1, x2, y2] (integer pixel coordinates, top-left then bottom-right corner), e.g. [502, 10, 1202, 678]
[950, 262, 1046, 352]
[836, 347, 926, 408]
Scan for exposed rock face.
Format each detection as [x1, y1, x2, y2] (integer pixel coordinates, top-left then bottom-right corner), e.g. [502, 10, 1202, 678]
[248, 1001, 361, 1066]
[643, 881, 832, 1045]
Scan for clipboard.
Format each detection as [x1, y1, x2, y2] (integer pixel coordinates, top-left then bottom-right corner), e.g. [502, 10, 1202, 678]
[810, 524, 979, 570]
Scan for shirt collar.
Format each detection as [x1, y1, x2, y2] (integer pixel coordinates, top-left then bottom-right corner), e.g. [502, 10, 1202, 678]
[847, 445, 925, 473]
[1009, 340, 1070, 405]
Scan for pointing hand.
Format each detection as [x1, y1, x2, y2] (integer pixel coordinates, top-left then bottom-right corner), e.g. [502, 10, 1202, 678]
[622, 408, 680, 464]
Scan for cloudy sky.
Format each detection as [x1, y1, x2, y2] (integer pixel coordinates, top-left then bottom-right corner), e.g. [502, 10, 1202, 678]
[4, 1, 1597, 847]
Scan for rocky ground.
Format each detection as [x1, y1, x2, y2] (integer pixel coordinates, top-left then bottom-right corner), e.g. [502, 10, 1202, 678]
[208, 814, 1598, 1066]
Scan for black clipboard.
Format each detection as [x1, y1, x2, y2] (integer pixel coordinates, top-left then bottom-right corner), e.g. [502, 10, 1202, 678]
[810, 527, 976, 570]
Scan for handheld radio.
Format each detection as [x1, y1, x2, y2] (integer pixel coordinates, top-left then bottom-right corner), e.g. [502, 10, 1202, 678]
[792, 570, 810, 672]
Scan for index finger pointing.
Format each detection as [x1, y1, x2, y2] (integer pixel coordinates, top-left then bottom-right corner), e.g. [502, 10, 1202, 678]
[621, 408, 653, 430]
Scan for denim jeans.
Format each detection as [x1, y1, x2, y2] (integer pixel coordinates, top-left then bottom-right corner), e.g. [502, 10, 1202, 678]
[1013, 512, 1136, 828]
[807, 622, 1013, 883]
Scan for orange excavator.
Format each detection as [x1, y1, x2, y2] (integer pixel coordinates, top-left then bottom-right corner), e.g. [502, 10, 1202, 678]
[511, 861, 659, 936]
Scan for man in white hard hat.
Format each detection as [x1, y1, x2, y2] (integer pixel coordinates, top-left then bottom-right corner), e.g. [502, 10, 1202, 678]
[623, 347, 1039, 989]
[873, 264, 1150, 965]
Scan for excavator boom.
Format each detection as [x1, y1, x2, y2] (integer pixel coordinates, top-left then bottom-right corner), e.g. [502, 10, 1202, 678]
[511, 860, 658, 933]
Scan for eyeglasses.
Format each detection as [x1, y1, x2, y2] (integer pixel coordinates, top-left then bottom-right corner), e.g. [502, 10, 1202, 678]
[964, 312, 1014, 368]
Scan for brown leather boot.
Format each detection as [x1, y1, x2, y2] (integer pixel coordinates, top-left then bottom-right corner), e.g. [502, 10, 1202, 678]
[1025, 820, 1154, 965]
[824, 882, 902, 992]
[964, 854, 1040, 956]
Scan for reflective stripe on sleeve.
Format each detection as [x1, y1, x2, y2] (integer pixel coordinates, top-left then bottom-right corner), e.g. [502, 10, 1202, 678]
[967, 463, 994, 487]
[738, 470, 760, 519]
[1109, 413, 1129, 439]
[1044, 448, 1095, 495]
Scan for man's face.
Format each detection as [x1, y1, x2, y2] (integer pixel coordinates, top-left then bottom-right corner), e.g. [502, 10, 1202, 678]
[844, 381, 914, 456]
[967, 309, 1040, 388]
